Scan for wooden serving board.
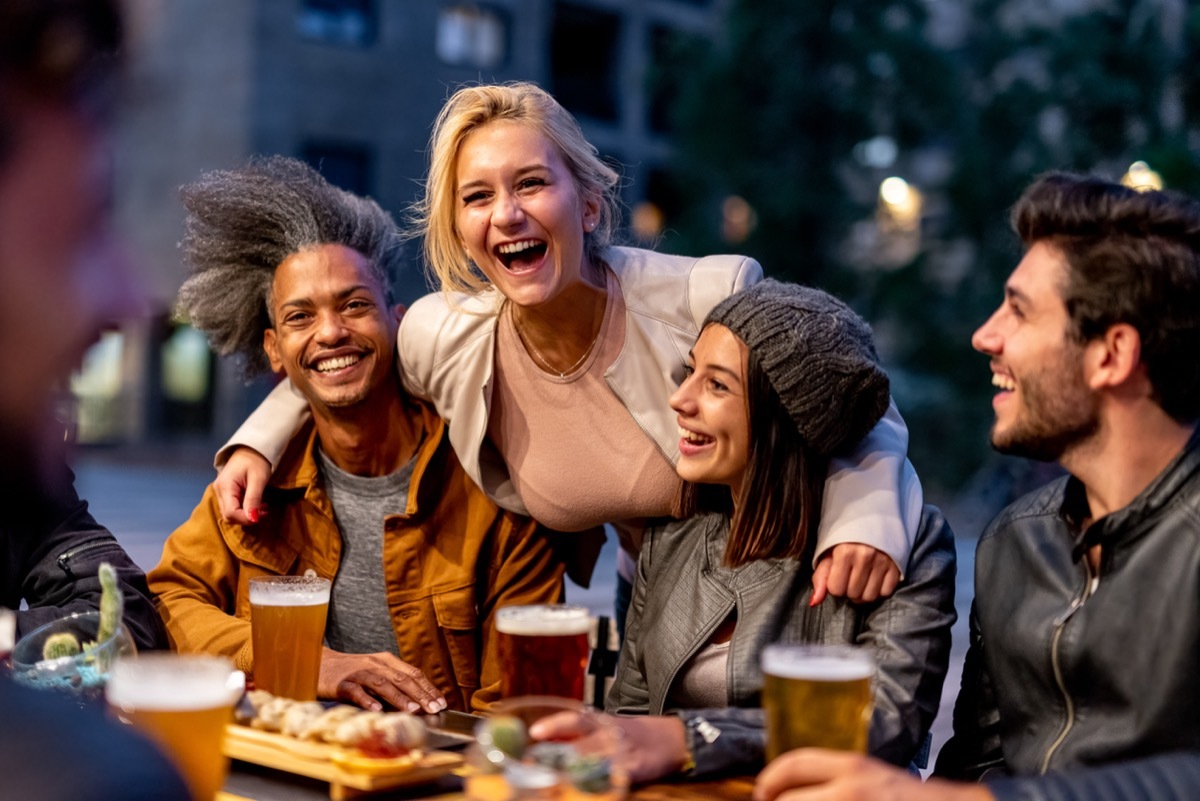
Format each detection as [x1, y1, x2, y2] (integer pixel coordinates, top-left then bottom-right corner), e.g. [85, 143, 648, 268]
[223, 723, 464, 800]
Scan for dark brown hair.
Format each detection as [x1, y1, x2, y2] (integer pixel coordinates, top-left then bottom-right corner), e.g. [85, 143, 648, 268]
[1014, 172, 1200, 423]
[678, 339, 827, 568]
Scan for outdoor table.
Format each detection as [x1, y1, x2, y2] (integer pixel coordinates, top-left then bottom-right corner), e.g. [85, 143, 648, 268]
[221, 759, 757, 800]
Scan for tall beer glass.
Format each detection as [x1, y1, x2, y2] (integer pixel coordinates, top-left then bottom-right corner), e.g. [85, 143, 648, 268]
[249, 575, 330, 701]
[106, 654, 242, 801]
[495, 604, 591, 700]
[761, 643, 874, 760]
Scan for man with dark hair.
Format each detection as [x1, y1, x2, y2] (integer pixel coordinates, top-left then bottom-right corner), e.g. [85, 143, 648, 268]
[753, 172, 1200, 801]
[149, 156, 564, 713]
[0, 1, 188, 798]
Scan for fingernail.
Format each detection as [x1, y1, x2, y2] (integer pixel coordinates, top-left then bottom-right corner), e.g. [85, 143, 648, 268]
[407, 702, 420, 713]
[370, 701, 382, 711]
[248, 508, 259, 523]
[809, 595, 820, 608]
[438, 698, 447, 711]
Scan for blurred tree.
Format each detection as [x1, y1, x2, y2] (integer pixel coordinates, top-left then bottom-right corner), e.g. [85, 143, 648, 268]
[655, 0, 1200, 502]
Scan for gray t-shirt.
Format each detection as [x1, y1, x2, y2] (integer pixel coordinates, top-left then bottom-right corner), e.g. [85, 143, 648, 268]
[317, 448, 416, 656]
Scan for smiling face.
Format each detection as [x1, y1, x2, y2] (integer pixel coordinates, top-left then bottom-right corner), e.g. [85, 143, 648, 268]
[262, 244, 397, 414]
[669, 324, 751, 493]
[454, 120, 601, 309]
[972, 240, 1099, 460]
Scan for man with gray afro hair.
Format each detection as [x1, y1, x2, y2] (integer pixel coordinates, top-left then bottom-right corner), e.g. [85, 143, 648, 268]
[150, 156, 563, 714]
[177, 155, 404, 377]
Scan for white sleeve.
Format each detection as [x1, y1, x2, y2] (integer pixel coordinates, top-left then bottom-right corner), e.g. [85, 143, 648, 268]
[812, 399, 923, 578]
[213, 379, 311, 471]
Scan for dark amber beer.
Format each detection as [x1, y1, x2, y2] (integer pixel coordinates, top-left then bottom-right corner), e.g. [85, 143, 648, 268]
[249, 575, 330, 701]
[107, 654, 242, 801]
[496, 604, 591, 700]
[761, 644, 874, 760]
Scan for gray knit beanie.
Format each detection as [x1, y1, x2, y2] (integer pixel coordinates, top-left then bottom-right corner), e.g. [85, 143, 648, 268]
[703, 279, 890, 456]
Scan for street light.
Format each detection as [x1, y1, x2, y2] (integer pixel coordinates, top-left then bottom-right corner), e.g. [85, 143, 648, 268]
[1120, 161, 1163, 192]
[878, 177, 922, 232]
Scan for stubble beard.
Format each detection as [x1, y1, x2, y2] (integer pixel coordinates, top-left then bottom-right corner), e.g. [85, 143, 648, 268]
[990, 356, 1098, 462]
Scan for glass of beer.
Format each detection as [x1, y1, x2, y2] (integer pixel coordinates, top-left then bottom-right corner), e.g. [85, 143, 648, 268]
[106, 654, 243, 800]
[761, 643, 874, 760]
[495, 604, 591, 700]
[249, 575, 330, 701]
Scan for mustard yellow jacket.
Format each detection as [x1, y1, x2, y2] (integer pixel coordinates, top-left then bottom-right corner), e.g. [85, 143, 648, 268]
[149, 401, 564, 712]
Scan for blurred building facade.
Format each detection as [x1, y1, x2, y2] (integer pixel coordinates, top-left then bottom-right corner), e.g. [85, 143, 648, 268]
[85, 0, 725, 446]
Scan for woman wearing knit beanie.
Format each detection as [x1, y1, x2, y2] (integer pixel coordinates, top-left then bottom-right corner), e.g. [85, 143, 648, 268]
[533, 280, 956, 784]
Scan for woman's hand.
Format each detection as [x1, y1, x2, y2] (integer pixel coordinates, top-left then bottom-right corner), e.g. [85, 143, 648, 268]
[754, 749, 994, 801]
[810, 545, 901, 606]
[214, 447, 271, 525]
[318, 648, 447, 713]
[529, 712, 688, 784]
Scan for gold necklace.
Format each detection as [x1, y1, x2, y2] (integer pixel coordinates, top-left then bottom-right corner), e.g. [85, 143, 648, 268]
[510, 303, 602, 378]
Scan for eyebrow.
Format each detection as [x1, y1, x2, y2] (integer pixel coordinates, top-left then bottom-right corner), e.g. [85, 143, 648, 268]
[686, 349, 743, 384]
[278, 284, 374, 310]
[1004, 284, 1033, 306]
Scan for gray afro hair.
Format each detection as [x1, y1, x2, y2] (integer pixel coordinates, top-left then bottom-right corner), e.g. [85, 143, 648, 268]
[177, 155, 404, 377]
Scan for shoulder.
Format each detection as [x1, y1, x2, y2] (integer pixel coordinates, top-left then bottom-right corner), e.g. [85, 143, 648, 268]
[980, 477, 1070, 544]
[398, 289, 503, 397]
[606, 247, 762, 327]
[401, 290, 502, 350]
[643, 513, 723, 569]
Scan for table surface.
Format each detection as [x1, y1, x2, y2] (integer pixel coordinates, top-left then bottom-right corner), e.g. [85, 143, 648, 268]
[223, 759, 756, 801]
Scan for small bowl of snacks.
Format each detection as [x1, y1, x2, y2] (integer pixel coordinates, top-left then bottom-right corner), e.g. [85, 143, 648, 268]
[466, 696, 628, 801]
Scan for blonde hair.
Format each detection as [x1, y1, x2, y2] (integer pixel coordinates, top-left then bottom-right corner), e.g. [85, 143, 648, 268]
[412, 82, 621, 294]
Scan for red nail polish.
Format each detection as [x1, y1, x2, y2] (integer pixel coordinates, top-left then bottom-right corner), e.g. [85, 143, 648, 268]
[248, 508, 259, 523]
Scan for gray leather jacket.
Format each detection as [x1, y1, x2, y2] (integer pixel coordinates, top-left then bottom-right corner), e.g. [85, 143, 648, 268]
[607, 505, 956, 777]
[936, 429, 1200, 801]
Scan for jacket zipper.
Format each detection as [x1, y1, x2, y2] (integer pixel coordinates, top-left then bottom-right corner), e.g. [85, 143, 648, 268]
[1040, 557, 1095, 773]
[56, 539, 115, 572]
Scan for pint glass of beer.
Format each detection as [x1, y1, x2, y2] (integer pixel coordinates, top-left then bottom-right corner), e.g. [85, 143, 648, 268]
[761, 643, 874, 760]
[106, 654, 242, 801]
[495, 604, 591, 700]
[249, 575, 330, 701]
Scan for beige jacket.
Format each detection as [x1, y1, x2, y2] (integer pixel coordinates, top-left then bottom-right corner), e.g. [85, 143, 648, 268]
[220, 247, 921, 572]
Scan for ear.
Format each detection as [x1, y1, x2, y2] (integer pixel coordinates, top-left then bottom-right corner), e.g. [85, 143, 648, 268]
[581, 192, 601, 233]
[392, 303, 407, 324]
[263, 328, 284, 374]
[1083, 323, 1142, 391]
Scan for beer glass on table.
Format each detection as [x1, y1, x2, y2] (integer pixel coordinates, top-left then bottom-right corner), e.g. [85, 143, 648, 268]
[249, 575, 330, 701]
[761, 643, 874, 760]
[495, 604, 591, 700]
[106, 654, 243, 801]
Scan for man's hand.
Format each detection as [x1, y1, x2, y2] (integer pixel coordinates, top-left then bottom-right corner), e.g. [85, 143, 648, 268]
[214, 447, 271, 525]
[318, 649, 448, 713]
[810, 544, 901, 606]
[754, 750, 994, 801]
[529, 712, 687, 784]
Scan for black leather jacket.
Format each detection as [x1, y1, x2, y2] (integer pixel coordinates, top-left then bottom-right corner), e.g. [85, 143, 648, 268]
[609, 505, 956, 777]
[936, 429, 1200, 800]
[2, 467, 166, 650]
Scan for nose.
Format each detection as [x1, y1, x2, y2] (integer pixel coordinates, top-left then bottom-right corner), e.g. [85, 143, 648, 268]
[669, 373, 698, 417]
[314, 309, 350, 345]
[971, 308, 1003, 355]
[492, 189, 525, 228]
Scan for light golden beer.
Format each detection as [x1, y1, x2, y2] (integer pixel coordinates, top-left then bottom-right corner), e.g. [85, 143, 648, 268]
[761, 644, 874, 760]
[249, 575, 330, 701]
[495, 605, 591, 700]
[106, 654, 241, 801]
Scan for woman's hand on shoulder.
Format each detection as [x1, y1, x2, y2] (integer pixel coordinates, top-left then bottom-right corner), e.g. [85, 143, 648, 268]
[214, 446, 271, 525]
[810, 544, 901, 606]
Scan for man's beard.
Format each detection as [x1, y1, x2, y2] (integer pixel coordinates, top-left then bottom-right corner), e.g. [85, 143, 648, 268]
[991, 355, 1099, 462]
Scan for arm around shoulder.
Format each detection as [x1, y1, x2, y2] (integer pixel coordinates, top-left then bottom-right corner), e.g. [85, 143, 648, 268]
[214, 378, 310, 471]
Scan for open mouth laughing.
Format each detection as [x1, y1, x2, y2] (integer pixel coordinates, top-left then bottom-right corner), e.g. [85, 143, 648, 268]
[496, 239, 547, 272]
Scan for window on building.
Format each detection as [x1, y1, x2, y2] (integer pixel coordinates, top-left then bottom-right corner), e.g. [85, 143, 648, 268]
[437, 5, 507, 69]
[296, 0, 377, 47]
[300, 141, 373, 197]
[551, 2, 620, 123]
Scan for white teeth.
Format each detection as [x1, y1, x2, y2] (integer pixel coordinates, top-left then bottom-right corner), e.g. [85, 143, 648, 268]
[315, 355, 360, 373]
[992, 373, 1016, 391]
[679, 426, 712, 444]
[498, 240, 541, 255]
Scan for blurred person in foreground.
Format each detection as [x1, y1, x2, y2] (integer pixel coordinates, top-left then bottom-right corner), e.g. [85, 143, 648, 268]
[149, 156, 563, 713]
[0, 0, 188, 798]
[755, 174, 1200, 801]
[212, 81, 920, 635]
[533, 281, 956, 783]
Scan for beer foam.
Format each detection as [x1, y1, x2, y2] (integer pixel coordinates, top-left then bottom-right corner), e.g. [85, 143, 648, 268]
[761, 652, 874, 681]
[248, 580, 331, 606]
[107, 658, 240, 710]
[495, 605, 591, 636]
